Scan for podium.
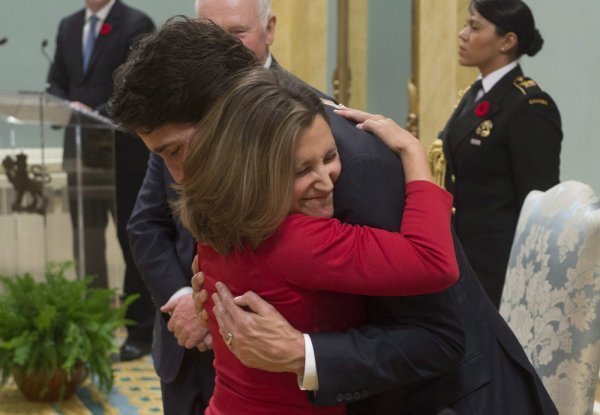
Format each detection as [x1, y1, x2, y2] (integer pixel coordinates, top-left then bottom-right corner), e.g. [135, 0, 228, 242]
[0, 91, 120, 281]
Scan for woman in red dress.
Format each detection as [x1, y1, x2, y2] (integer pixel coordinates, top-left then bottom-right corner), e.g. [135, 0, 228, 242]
[175, 68, 458, 414]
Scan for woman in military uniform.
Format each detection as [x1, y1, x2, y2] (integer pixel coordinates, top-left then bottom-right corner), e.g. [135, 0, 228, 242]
[437, 0, 562, 307]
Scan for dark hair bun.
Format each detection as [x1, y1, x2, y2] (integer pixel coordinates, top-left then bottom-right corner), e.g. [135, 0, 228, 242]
[526, 28, 544, 56]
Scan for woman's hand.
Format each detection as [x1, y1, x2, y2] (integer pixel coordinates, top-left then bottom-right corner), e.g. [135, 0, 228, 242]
[334, 107, 418, 155]
[192, 271, 210, 324]
[334, 107, 433, 183]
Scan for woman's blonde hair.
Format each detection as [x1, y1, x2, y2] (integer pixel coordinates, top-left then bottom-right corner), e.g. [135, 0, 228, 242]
[174, 67, 327, 254]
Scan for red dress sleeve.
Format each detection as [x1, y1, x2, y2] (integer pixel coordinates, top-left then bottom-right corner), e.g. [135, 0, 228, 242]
[266, 180, 459, 296]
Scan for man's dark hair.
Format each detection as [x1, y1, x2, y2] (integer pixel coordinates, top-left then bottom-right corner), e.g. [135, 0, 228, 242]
[109, 16, 260, 133]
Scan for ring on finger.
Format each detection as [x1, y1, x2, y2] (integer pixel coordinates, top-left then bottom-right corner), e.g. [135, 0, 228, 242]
[224, 331, 234, 347]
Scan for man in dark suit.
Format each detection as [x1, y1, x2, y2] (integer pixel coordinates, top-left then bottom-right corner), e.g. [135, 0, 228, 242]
[126, 152, 216, 414]
[111, 0, 277, 411]
[46, 0, 155, 361]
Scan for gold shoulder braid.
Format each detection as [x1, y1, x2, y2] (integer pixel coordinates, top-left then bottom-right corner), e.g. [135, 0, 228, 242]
[513, 76, 543, 95]
[427, 139, 446, 189]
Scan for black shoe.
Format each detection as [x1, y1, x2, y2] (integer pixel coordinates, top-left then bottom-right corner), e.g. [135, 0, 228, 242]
[119, 341, 152, 362]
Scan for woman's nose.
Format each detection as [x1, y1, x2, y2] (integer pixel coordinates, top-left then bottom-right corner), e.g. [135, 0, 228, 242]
[314, 168, 335, 191]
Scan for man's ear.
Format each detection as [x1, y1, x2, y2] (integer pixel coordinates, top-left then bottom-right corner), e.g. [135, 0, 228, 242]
[265, 15, 276, 46]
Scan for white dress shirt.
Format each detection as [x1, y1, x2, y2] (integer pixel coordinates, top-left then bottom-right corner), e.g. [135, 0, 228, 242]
[475, 60, 519, 101]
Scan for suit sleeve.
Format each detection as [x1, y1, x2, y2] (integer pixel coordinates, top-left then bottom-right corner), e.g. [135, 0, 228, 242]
[333, 143, 405, 230]
[271, 181, 458, 296]
[127, 154, 192, 307]
[46, 19, 69, 99]
[508, 93, 562, 208]
[312, 291, 465, 406]
[309, 232, 467, 406]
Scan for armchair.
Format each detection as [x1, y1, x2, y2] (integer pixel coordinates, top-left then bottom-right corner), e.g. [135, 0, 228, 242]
[500, 181, 600, 415]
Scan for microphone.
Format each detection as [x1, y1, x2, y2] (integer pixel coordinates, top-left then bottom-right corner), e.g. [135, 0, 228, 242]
[0, 37, 8, 46]
[41, 39, 53, 65]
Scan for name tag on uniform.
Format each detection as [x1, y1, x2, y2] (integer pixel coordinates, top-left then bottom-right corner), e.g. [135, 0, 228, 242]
[470, 138, 481, 146]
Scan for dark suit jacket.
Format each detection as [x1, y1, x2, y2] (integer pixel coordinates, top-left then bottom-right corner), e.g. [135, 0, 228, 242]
[309, 92, 558, 414]
[46, 0, 154, 173]
[47, 0, 154, 115]
[127, 153, 214, 381]
[441, 65, 562, 306]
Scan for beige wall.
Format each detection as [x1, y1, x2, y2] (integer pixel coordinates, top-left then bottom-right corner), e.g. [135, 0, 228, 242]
[271, 0, 329, 92]
[270, 0, 367, 109]
[416, 0, 477, 148]
[347, 0, 368, 109]
[271, 0, 484, 132]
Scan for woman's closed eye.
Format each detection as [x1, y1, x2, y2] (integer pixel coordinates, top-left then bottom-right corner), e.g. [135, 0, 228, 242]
[295, 166, 310, 177]
[324, 151, 338, 164]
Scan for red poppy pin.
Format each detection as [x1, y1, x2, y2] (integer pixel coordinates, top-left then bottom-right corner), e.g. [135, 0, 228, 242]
[99, 23, 112, 36]
[474, 101, 490, 118]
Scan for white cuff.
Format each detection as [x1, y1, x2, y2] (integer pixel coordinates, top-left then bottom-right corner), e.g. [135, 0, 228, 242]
[169, 287, 193, 302]
[298, 333, 319, 391]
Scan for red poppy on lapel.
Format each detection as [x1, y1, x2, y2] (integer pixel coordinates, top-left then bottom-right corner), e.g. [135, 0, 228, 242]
[99, 23, 112, 36]
[474, 101, 490, 118]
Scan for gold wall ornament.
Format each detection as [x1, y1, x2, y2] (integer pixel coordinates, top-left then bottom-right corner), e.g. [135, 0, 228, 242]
[406, 79, 419, 138]
[332, 0, 351, 105]
[406, 0, 419, 139]
[476, 120, 493, 138]
[427, 138, 447, 188]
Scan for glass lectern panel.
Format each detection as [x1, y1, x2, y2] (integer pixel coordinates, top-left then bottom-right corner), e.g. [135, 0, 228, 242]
[0, 91, 124, 287]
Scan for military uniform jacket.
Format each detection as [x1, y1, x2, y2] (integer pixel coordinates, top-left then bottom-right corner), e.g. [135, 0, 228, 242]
[440, 65, 562, 306]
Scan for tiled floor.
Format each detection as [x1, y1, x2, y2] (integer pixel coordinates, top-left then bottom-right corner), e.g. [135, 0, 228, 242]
[595, 377, 600, 414]
[0, 355, 162, 415]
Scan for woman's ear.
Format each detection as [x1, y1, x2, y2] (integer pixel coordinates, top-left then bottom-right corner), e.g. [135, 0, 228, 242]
[501, 32, 518, 55]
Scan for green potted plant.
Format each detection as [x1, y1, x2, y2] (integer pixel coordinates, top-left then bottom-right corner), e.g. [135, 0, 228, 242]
[0, 261, 137, 402]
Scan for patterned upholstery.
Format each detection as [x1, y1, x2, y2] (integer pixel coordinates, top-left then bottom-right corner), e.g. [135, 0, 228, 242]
[500, 181, 600, 415]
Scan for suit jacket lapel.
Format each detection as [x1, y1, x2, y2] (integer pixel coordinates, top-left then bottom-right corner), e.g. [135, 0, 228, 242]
[441, 92, 469, 141]
[449, 65, 523, 154]
[449, 98, 488, 153]
[67, 10, 86, 80]
[441, 87, 474, 167]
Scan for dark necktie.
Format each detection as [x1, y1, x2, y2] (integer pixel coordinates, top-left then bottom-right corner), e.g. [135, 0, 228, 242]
[83, 15, 99, 72]
[466, 78, 483, 108]
[454, 78, 483, 123]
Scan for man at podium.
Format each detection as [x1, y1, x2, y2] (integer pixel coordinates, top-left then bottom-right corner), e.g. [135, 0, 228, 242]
[46, 0, 156, 361]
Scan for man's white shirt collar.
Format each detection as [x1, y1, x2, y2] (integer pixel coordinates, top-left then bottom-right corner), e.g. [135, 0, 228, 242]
[86, 0, 116, 23]
[264, 54, 273, 69]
